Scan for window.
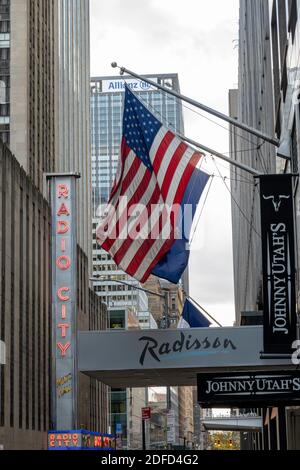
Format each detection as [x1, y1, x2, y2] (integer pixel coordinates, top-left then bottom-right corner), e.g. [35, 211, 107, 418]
[288, 0, 297, 42]
[272, 9, 280, 98]
[291, 118, 298, 173]
[277, 0, 287, 68]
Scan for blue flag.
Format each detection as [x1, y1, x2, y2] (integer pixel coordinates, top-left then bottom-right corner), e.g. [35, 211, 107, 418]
[177, 299, 211, 328]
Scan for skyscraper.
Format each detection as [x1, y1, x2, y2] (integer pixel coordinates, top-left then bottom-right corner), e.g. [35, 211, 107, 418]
[0, 0, 108, 448]
[2, 0, 56, 191]
[55, 0, 91, 262]
[230, 0, 300, 450]
[0, 1, 91, 262]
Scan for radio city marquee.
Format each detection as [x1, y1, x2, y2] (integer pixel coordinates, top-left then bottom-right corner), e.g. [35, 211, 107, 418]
[48, 430, 115, 451]
[259, 174, 297, 353]
[50, 174, 79, 429]
[197, 371, 300, 407]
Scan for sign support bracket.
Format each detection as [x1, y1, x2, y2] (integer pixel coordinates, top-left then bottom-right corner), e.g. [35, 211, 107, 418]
[111, 62, 284, 151]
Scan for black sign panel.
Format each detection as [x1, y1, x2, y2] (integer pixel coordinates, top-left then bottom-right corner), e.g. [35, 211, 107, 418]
[260, 174, 297, 353]
[197, 371, 300, 407]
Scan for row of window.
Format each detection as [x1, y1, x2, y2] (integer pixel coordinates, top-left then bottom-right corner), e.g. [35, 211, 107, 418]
[271, 0, 299, 173]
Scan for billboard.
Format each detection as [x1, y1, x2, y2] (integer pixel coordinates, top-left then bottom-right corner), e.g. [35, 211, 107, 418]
[259, 174, 297, 353]
[48, 430, 115, 450]
[102, 77, 158, 93]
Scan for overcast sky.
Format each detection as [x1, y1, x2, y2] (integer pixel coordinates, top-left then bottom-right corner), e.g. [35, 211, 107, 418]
[90, 0, 239, 326]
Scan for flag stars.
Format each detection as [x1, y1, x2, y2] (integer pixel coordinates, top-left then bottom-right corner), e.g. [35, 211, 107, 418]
[123, 87, 161, 168]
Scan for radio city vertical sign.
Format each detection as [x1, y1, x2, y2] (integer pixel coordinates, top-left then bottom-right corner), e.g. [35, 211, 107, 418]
[49, 174, 80, 429]
[259, 174, 297, 353]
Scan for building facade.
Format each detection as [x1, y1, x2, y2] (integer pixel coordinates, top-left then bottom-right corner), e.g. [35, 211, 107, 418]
[230, 0, 276, 324]
[4, 0, 56, 191]
[230, 0, 300, 450]
[77, 246, 108, 434]
[0, 142, 108, 449]
[0, 1, 91, 261]
[0, 142, 51, 449]
[55, 0, 91, 262]
[90, 73, 195, 449]
[178, 386, 194, 448]
[0, 0, 108, 448]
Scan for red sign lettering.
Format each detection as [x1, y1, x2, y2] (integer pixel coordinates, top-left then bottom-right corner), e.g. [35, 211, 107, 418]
[61, 304, 67, 319]
[58, 184, 69, 199]
[57, 203, 70, 216]
[57, 342, 71, 357]
[58, 323, 70, 338]
[56, 255, 71, 270]
[57, 220, 69, 234]
[57, 287, 70, 301]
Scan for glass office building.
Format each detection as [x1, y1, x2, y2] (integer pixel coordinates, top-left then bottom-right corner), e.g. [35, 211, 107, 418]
[90, 74, 183, 214]
[90, 74, 185, 309]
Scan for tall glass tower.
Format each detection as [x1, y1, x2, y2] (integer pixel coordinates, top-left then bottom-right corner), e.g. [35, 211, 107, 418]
[90, 74, 186, 309]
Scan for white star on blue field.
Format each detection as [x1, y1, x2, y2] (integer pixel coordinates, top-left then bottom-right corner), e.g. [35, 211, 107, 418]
[123, 86, 162, 170]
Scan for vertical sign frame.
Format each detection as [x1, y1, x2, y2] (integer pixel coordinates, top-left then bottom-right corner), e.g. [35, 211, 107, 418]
[259, 174, 297, 353]
[48, 173, 80, 429]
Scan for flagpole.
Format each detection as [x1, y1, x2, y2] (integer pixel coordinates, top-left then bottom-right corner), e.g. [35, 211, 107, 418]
[110, 63, 261, 176]
[184, 294, 223, 327]
[111, 63, 280, 148]
[176, 132, 261, 176]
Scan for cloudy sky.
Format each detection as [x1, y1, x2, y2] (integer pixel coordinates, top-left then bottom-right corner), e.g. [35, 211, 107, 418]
[90, 0, 239, 326]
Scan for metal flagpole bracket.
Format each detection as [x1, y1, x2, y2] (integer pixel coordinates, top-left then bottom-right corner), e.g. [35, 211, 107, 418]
[111, 62, 280, 149]
[111, 62, 261, 177]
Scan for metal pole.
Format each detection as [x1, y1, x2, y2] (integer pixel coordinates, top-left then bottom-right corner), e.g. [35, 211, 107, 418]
[176, 133, 261, 176]
[90, 277, 222, 328]
[111, 63, 280, 147]
[90, 277, 165, 298]
[142, 418, 146, 450]
[185, 294, 223, 327]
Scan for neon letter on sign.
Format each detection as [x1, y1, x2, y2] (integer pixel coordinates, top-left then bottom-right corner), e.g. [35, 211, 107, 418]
[58, 323, 70, 338]
[56, 255, 71, 270]
[57, 203, 70, 216]
[57, 342, 71, 357]
[58, 184, 69, 198]
[57, 287, 70, 301]
[57, 220, 70, 234]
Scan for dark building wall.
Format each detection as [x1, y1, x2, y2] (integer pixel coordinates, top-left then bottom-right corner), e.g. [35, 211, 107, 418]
[27, 0, 56, 190]
[9, 0, 56, 192]
[0, 145, 108, 449]
[232, 0, 300, 450]
[0, 141, 51, 449]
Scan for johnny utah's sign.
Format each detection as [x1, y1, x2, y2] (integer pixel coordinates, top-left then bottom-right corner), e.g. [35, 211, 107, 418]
[259, 174, 297, 353]
[197, 371, 300, 407]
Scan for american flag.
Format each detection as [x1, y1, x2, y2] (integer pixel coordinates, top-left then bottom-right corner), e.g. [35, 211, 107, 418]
[96, 86, 209, 283]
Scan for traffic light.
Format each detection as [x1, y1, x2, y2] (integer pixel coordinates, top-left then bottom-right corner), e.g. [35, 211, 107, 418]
[229, 438, 233, 447]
